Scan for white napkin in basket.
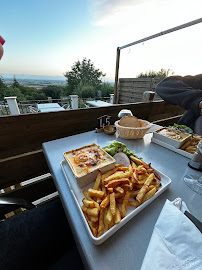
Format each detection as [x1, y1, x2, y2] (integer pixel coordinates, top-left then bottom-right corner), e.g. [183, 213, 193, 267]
[140, 198, 202, 270]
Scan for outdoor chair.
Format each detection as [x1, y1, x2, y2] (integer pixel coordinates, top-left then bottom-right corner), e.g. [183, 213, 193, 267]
[0, 197, 85, 270]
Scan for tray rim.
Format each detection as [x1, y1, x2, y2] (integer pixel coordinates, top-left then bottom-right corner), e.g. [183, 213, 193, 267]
[60, 159, 172, 245]
[151, 137, 192, 159]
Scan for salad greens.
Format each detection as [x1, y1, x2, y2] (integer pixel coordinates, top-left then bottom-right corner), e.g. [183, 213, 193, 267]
[102, 140, 141, 159]
[169, 123, 193, 134]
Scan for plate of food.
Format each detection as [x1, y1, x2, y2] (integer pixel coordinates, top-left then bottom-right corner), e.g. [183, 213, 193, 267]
[61, 141, 171, 245]
[152, 124, 202, 158]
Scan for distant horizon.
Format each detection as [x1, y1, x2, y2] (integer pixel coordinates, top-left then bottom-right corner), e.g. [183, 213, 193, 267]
[1, 73, 114, 84]
[0, 73, 66, 81]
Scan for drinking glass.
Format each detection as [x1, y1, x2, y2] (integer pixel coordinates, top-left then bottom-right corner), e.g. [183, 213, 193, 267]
[184, 138, 202, 195]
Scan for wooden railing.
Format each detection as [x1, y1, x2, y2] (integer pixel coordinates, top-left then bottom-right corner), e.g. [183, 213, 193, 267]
[0, 101, 184, 219]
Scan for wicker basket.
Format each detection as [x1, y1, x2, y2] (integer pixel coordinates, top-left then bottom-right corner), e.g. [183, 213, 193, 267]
[115, 120, 151, 139]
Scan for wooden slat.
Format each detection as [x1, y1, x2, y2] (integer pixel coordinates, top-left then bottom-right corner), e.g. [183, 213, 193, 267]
[119, 78, 154, 82]
[152, 115, 183, 126]
[0, 150, 50, 188]
[118, 77, 162, 104]
[0, 176, 56, 217]
[0, 101, 184, 159]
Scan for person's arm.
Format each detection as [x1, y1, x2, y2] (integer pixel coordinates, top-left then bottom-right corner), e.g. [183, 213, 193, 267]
[0, 43, 3, 60]
[0, 36, 5, 60]
[156, 75, 202, 118]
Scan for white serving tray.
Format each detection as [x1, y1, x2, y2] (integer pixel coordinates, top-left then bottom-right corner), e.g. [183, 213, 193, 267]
[153, 129, 191, 149]
[151, 137, 192, 159]
[61, 160, 172, 245]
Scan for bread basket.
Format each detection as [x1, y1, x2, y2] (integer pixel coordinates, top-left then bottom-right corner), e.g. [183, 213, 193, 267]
[115, 119, 151, 139]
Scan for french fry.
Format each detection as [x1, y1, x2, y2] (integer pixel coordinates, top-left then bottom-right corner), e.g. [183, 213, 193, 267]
[130, 190, 139, 197]
[114, 206, 121, 224]
[83, 190, 92, 200]
[127, 200, 140, 207]
[101, 184, 107, 197]
[104, 207, 109, 231]
[82, 205, 99, 217]
[82, 211, 97, 237]
[180, 139, 191, 150]
[135, 178, 147, 185]
[110, 192, 116, 216]
[130, 156, 144, 165]
[97, 209, 105, 237]
[142, 187, 156, 203]
[118, 166, 129, 171]
[133, 170, 139, 182]
[100, 194, 110, 209]
[130, 173, 136, 185]
[93, 171, 102, 190]
[131, 161, 137, 170]
[105, 206, 113, 224]
[114, 186, 124, 194]
[108, 216, 115, 229]
[88, 188, 104, 198]
[136, 173, 154, 203]
[137, 165, 147, 175]
[108, 187, 114, 193]
[104, 171, 132, 184]
[130, 156, 150, 170]
[152, 179, 160, 190]
[102, 168, 118, 180]
[128, 164, 133, 175]
[82, 198, 100, 210]
[121, 184, 132, 190]
[115, 192, 125, 199]
[107, 178, 130, 188]
[96, 188, 102, 203]
[120, 191, 131, 218]
[138, 173, 149, 181]
[89, 215, 99, 223]
[115, 163, 124, 167]
[154, 171, 161, 181]
[147, 168, 154, 173]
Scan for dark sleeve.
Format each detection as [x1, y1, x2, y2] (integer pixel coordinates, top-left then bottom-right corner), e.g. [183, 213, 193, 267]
[156, 75, 202, 118]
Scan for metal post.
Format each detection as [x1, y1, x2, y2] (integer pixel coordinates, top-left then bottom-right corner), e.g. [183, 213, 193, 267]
[113, 47, 120, 104]
[69, 95, 78, 109]
[4, 96, 20, 115]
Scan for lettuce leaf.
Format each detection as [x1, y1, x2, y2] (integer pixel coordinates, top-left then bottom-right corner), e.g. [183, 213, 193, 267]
[102, 140, 141, 159]
[169, 123, 193, 134]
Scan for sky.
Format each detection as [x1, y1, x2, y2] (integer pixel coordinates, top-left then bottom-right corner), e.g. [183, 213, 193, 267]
[0, 0, 202, 81]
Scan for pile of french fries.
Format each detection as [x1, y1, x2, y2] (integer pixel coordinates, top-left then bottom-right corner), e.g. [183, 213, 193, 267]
[180, 134, 202, 154]
[81, 156, 161, 238]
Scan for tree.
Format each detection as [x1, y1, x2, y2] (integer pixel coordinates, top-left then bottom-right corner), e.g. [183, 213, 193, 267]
[41, 85, 64, 99]
[12, 77, 21, 88]
[99, 82, 114, 97]
[73, 83, 96, 98]
[137, 68, 173, 79]
[3, 87, 25, 101]
[64, 58, 106, 92]
[0, 77, 7, 100]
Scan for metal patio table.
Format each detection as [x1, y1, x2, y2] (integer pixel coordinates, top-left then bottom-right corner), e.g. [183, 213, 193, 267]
[42, 130, 202, 270]
[37, 103, 65, 112]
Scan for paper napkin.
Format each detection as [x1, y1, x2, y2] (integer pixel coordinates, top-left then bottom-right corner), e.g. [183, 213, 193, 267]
[140, 198, 202, 270]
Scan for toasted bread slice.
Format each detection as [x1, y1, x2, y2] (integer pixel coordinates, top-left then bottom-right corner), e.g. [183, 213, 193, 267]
[119, 116, 140, 127]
